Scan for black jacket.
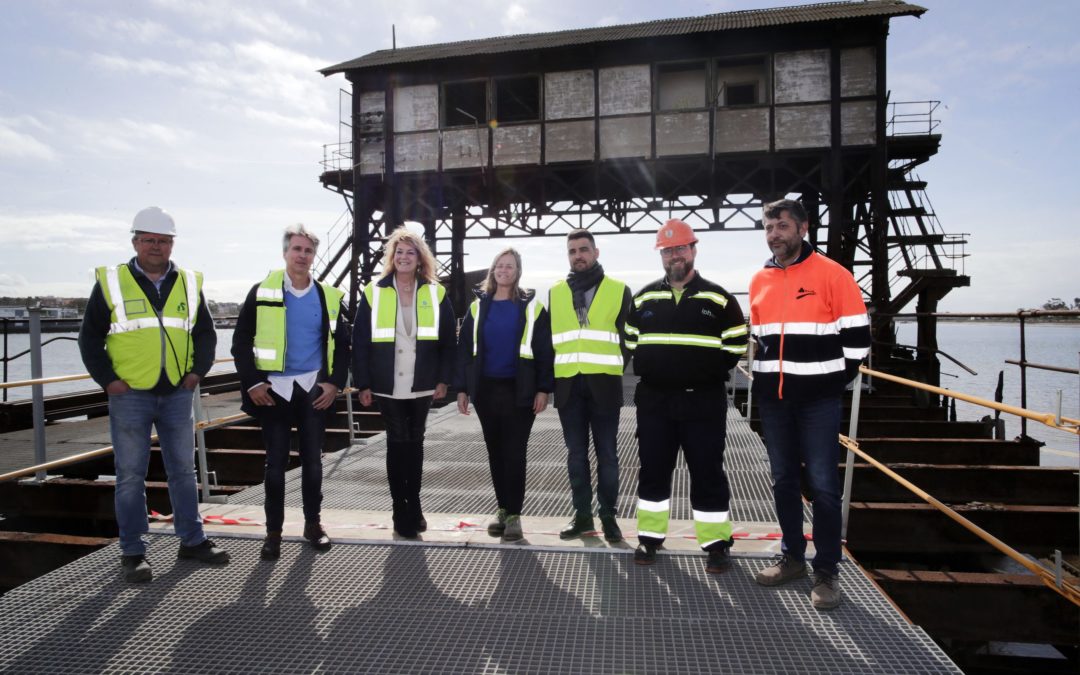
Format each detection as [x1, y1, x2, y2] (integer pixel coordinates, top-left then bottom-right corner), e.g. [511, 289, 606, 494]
[78, 258, 216, 393]
[231, 278, 351, 416]
[454, 288, 555, 408]
[628, 273, 747, 390]
[351, 276, 456, 396]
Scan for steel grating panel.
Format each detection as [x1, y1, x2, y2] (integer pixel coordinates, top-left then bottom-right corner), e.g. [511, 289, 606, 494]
[0, 536, 959, 674]
[230, 402, 797, 524]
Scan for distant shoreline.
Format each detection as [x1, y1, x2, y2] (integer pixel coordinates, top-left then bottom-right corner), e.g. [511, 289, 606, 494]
[894, 317, 1079, 324]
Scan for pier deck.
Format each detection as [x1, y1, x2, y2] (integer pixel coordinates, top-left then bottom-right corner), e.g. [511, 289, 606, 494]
[0, 403, 961, 673]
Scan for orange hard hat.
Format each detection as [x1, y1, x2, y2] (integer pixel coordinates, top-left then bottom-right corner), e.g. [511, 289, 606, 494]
[655, 218, 698, 250]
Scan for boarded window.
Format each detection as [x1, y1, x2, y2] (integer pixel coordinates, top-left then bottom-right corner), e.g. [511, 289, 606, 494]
[495, 75, 540, 123]
[657, 62, 706, 110]
[443, 81, 487, 127]
[716, 57, 769, 106]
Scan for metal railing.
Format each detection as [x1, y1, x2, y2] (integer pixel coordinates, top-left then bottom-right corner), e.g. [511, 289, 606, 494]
[840, 366, 1079, 607]
[886, 100, 941, 136]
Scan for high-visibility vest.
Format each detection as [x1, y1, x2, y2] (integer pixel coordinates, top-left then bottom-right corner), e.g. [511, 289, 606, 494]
[96, 263, 201, 390]
[549, 277, 625, 378]
[468, 296, 542, 359]
[252, 270, 344, 374]
[364, 281, 444, 343]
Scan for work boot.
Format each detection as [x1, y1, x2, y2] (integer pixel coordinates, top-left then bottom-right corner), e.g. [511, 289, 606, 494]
[487, 508, 508, 536]
[392, 501, 417, 538]
[502, 515, 523, 542]
[416, 514, 428, 533]
[260, 532, 282, 560]
[755, 554, 807, 587]
[600, 515, 623, 543]
[811, 571, 842, 610]
[706, 548, 731, 574]
[121, 554, 152, 582]
[558, 513, 595, 540]
[303, 522, 332, 552]
[633, 542, 658, 566]
[177, 538, 230, 564]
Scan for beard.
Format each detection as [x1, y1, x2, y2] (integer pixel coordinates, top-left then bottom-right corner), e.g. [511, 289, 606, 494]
[770, 237, 802, 263]
[665, 258, 694, 283]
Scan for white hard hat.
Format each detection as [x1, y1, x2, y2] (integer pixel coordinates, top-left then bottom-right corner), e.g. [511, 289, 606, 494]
[131, 206, 177, 236]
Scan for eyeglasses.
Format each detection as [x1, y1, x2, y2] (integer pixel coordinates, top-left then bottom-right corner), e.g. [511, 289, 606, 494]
[136, 237, 173, 247]
[659, 244, 691, 257]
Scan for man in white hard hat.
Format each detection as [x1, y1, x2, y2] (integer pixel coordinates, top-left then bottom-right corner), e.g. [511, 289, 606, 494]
[79, 206, 229, 582]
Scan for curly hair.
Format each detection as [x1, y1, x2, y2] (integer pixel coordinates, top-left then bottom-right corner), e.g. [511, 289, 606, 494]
[378, 225, 439, 285]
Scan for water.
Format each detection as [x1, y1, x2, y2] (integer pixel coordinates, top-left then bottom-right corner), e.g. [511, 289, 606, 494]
[895, 321, 1079, 467]
[4, 324, 1077, 465]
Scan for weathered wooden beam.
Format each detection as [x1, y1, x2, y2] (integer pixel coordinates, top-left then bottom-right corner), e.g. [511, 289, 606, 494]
[868, 568, 1080, 645]
[841, 464, 1078, 505]
[854, 438, 1042, 466]
[0, 531, 114, 591]
[847, 502, 1079, 556]
[0, 478, 245, 521]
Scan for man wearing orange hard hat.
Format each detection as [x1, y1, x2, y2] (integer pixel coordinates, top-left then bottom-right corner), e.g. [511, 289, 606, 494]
[625, 218, 748, 573]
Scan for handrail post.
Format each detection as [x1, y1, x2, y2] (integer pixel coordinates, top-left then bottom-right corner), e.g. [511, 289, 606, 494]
[3, 318, 9, 403]
[1019, 313, 1028, 438]
[192, 383, 212, 503]
[841, 370, 864, 540]
[345, 372, 356, 445]
[28, 306, 47, 481]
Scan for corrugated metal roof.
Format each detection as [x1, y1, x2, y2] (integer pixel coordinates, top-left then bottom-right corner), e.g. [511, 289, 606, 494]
[321, 1, 926, 75]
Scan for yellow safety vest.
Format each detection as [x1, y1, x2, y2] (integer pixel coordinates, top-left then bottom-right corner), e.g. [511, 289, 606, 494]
[365, 281, 445, 343]
[469, 296, 543, 359]
[549, 277, 625, 378]
[96, 264, 201, 390]
[252, 270, 344, 374]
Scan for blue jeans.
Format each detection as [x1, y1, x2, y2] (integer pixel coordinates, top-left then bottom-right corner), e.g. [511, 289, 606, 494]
[109, 387, 206, 556]
[557, 376, 620, 517]
[757, 396, 842, 575]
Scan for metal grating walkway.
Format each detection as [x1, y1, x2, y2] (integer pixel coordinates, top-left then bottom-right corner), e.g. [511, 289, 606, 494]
[229, 402, 798, 524]
[0, 536, 959, 674]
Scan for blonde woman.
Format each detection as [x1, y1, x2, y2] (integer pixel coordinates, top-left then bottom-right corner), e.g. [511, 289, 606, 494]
[454, 248, 554, 541]
[352, 226, 456, 538]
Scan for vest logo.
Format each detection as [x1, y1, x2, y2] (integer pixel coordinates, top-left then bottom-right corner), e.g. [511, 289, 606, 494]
[795, 288, 816, 300]
[420, 299, 431, 307]
[177, 302, 187, 313]
[701, 308, 715, 318]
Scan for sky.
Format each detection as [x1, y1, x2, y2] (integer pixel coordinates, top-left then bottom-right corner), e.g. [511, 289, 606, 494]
[1, 0, 1078, 312]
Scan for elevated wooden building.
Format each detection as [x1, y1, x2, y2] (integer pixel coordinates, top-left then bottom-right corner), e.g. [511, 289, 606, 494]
[318, 0, 967, 372]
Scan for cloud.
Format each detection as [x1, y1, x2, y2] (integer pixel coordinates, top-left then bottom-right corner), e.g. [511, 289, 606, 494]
[0, 273, 30, 291]
[149, 0, 320, 43]
[83, 16, 172, 45]
[0, 118, 58, 162]
[0, 212, 128, 254]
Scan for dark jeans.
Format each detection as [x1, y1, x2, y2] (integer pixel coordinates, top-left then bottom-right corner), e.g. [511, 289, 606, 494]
[557, 376, 620, 517]
[475, 377, 536, 515]
[757, 395, 843, 575]
[375, 395, 433, 525]
[259, 382, 328, 533]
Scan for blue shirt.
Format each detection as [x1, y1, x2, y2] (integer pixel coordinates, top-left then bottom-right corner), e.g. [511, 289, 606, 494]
[283, 286, 322, 375]
[482, 299, 521, 378]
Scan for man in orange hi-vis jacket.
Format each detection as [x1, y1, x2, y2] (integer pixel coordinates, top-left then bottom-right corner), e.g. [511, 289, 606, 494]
[748, 198, 870, 611]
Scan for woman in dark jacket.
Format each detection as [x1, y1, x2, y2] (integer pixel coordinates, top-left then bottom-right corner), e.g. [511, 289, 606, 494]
[352, 225, 456, 538]
[455, 248, 555, 541]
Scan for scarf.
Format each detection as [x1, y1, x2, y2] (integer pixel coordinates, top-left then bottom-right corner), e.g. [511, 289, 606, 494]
[566, 262, 605, 315]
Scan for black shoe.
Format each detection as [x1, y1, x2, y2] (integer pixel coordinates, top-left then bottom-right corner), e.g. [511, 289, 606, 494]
[633, 543, 657, 566]
[600, 515, 623, 543]
[178, 538, 230, 564]
[706, 548, 731, 574]
[303, 522, 332, 552]
[415, 514, 427, 533]
[558, 514, 595, 540]
[121, 554, 152, 582]
[260, 532, 282, 561]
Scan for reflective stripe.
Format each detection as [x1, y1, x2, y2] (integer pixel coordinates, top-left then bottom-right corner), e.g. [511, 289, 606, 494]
[257, 287, 283, 301]
[416, 326, 438, 338]
[692, 509, 730, 523]
[837, 312, 870, 329]
[624, 323, 640, 336]
[844, 346, 870, 360]
[638, 530, 667, 540]
[639, 498, 670, 511]
[637, 498, 670, 540]
[638, 333, 724, 348]
[182, 269, 198, 323]
[752, 358, 846, 375]
[721, 324, 748, 339]
[104, 267, 127, 323]
[692, 291, 728, 307]
[755, 321, 839, 337]
[254, 347, 277, 361]
[551, 328, 620, 345]
[427, 284, 440, 335]
[633, 290, 671, 308]
[470, 301, 480, 357]
[519, 298, 538, 358]
[372, 328, 395, 339]
[108, 316, 190, 335]
[554, 353, 623, 366]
